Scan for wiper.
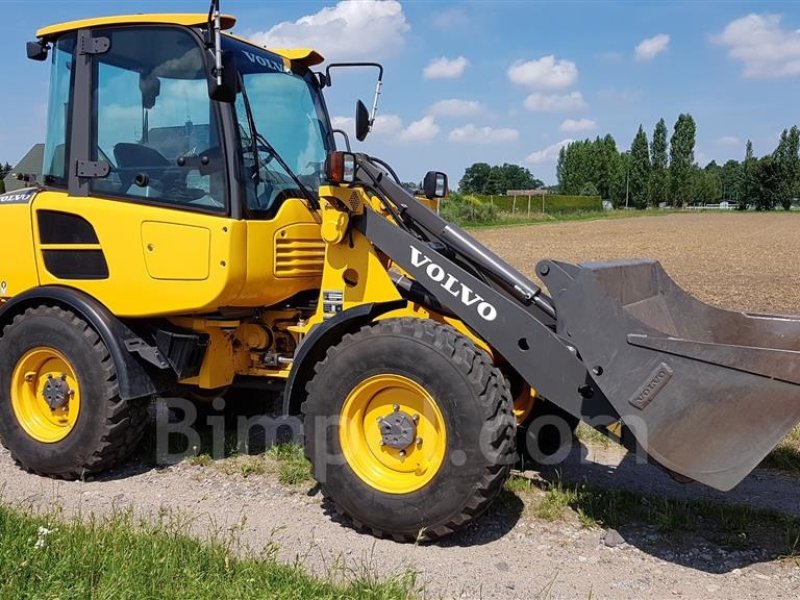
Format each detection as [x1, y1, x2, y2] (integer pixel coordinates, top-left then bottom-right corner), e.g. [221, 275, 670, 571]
[253, 131, 319, 210]
[238, 76, 319, 210]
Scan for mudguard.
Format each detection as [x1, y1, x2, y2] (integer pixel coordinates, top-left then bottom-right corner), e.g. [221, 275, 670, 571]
[282, 300, 406, 415]
[0, 285, 161, 400]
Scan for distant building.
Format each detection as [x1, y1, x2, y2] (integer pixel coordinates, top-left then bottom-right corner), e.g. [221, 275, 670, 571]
[3, 144, 44, 192]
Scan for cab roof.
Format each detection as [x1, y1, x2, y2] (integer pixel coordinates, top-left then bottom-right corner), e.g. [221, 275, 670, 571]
[36, 13, 238, 38]
[35, 13, 325, 67]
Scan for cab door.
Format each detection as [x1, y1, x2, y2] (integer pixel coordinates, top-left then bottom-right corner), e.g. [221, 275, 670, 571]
[32, 25, 246, 317]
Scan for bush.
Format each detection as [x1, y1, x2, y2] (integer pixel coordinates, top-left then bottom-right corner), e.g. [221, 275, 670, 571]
[440, 192, 499, 225]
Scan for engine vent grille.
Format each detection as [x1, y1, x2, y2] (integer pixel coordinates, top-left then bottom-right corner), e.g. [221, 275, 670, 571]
[274, 236, 325, 278]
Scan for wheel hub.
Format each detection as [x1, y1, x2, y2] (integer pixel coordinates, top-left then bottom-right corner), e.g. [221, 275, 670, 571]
[42, 374, 72, 410]
[378, 405, 418, 450]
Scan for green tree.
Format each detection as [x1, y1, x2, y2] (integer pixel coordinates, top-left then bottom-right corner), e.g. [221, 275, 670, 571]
[628, 125, 651, 208]
[741, 140, 758, 209]
[754, 155, 782, 210]
[460, 162, 542, 195]
[459, 162, 492, 194]
[691, 163, 722, 204]
[721, 159, 743, 204]
[772, 127, 799, 209]
[668, 113, 696, 206]
[649, 118, 669, 206]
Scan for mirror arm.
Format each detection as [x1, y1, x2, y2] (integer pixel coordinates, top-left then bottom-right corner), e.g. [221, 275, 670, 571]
[369, 77, 382, 127]
[207, 0, 223, 86]
[323, 62, 385, 132]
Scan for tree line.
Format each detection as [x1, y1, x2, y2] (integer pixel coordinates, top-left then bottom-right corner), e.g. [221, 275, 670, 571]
[458, 162, 544, 195]
[557, 116, 800, 210]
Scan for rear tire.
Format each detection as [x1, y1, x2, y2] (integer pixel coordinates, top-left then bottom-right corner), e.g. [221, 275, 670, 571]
[303, 318, 516, 541]
[0, 305, 148, 478]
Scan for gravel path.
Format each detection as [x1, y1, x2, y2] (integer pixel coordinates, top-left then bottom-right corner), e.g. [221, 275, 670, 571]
[1, 441, 799, 600]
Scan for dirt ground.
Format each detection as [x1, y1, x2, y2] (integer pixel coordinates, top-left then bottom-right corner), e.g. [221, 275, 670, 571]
[474, 212, 800, 315]
[3, 213, 800, 599]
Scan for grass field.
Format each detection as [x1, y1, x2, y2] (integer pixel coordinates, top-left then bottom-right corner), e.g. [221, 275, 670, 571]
[0, 504, 416, 600]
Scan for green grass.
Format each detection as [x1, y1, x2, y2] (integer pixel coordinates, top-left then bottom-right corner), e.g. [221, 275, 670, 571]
[574, 423, 613, 448]
[266, 443, 313, 485]
[503, 474, 800, 553]
[0, 505, 416, 600]
[760, 426, 800, 475]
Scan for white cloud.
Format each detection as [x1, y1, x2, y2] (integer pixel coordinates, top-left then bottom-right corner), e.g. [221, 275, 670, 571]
[716, 135, 742, 146]
[448, 124, 519, 144]
[712, 13, 800, 78]
[331, 116, 354, 130]
[251, 0, 409, 61]
[523, 91, 587, 112]
[526, 139, 574, 165]
[635, 34, 670, 61]
[432, 8, 470, 31]
[427, 99, 483, 117]
[507, 55, 578, 89]
[373, 114, 404, 135]
[423, 56, 469, 79]
[398, 116, 440, 142]
[331, 113, 403, 137]
[560, 118, 597, 132]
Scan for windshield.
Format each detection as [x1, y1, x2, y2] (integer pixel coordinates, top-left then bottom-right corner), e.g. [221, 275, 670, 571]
[223, 37, 331, 216]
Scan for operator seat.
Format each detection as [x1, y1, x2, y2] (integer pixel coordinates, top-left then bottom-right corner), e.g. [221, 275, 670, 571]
[113, 143, 173, 193]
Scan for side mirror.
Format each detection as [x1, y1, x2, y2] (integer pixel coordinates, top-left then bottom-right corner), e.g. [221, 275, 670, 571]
[209, 50, 238, 103]
[355, 100, 370, 141]
[27, 40, 49, 62]
[423, 171, 448, 198]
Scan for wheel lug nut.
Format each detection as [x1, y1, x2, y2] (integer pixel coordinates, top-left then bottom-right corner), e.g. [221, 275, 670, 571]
[399, 450, 405, 457]
[416, 437, 423, 446]
[392, 404, 400, 412]
[412, 414, 419, 423]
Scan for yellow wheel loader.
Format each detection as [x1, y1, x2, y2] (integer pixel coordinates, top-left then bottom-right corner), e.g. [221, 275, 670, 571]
[2, 5, 800, 541]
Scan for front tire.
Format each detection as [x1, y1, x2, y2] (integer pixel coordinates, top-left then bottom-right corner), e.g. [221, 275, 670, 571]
[303, 318, 515, 541]
[0, 305, 148, 478]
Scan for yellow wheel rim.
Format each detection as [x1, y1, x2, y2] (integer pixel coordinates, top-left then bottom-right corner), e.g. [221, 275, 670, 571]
[339, 374, 447, 495]
[513, 386, 535, 425]
[10, 347, 81, 443]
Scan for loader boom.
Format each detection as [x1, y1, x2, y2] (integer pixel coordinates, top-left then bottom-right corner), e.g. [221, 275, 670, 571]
[338, 153, 800, 491]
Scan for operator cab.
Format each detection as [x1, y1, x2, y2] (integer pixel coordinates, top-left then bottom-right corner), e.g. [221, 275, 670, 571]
[33, 13, 334, 220]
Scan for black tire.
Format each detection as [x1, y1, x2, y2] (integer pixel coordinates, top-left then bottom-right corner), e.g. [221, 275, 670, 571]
[0, 305, 148, 478]
[517, 398, 579, 466]
[303, 318, 516, 542]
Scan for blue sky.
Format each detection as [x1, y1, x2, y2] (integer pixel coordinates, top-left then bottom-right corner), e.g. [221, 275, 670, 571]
[2, 0, 799, 185]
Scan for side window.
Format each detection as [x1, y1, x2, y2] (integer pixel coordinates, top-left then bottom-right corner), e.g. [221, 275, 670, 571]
[91, 27, 225, 211]
[42, 34, 76, 187]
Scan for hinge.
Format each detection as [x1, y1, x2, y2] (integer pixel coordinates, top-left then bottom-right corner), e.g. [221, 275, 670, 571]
[78, 35, 110, 55]
[75, 160, 110, 178]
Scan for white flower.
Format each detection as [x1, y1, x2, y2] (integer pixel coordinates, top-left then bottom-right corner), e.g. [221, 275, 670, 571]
[34, 526, 56, 550]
